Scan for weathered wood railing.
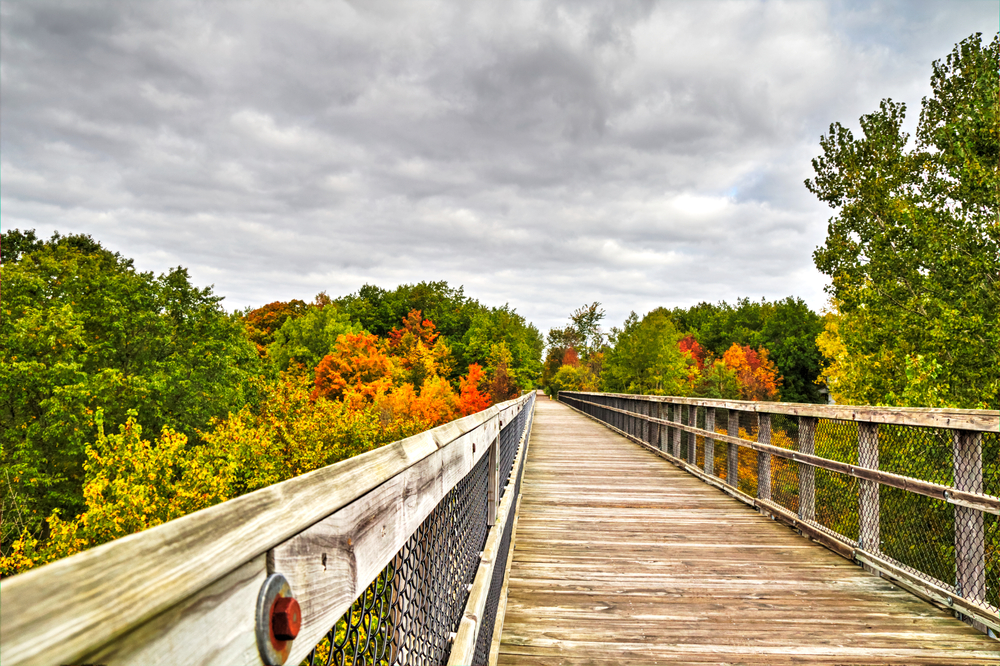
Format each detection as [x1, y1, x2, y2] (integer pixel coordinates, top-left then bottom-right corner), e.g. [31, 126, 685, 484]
[558, 391, 999, 635]
[1, 392, 535, 666]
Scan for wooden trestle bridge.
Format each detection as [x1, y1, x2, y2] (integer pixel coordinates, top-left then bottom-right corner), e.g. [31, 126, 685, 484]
[2, 391, 998, 665]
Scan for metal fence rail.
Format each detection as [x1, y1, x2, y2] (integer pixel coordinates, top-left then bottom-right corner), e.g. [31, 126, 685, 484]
[0, 393, 535, 666]
[558, 391, 999, 635]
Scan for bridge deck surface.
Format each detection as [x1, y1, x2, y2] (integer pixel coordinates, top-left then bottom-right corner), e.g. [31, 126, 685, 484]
[497, 398, 998, 665]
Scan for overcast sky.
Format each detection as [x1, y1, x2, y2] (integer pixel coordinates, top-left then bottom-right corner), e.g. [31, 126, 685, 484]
[2, 1, 996, 334]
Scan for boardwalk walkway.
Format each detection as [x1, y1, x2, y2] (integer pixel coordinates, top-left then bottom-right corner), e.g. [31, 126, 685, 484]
[498, 397, 999, 665]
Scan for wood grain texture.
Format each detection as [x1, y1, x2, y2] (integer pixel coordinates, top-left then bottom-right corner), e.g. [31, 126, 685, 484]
[498, 399, 1000, 665]
[80, 556, 266, 666]
[562, 391, 1000, 432]
[0, 394, 530, 666]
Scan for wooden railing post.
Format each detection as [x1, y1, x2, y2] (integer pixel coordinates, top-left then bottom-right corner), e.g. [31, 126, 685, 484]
[757, 413, 772, 501]
[704, 407, 715, 476]
[858, 422, 880, 554]
[727, 409, 739, 487]
[646, 402, 660, 448]
[672, 403, 681, 458]
[953, 430, 986, 602]
[798, 417, 817, 522]
[688, 405, 697, 464]
[487, 431, 500, 525]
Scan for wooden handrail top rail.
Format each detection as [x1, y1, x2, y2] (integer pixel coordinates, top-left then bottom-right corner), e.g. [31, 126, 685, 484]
[1, 394, 533, 666]
[577, 397, 1000, 514]
[565, 391, 1000, 432]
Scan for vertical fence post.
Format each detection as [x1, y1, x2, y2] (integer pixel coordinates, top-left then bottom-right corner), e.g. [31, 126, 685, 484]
[858, 422, 880, 555]
[487, 429, 500, 525]
[627, 398, 633, 436]
[953, 430, 986, 603]
[704, 407, 715, 476]
[650, 400, 660, 449]
[672, 403, 681, 458]
[757, 413, 772, 501]
[798, 417, 817, 522]
[641, 399, 649, 443]
[727, 409, 739, 487]
[687, 405, 697, 464]
[625, 398, 631, 436]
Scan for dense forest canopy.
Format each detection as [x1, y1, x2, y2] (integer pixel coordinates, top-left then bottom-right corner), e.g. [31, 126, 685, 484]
[0, 231, 541, 575]
[542, 299, 805, 403]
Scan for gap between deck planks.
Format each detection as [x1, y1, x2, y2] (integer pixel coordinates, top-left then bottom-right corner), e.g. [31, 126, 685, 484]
[497, 397, 999, 665]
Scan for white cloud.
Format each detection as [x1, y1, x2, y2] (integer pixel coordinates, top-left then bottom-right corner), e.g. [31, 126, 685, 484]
[1, 0, 994, 333]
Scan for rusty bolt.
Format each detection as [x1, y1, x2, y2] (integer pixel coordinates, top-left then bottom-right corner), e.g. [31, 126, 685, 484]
[272, 596, 301, 641]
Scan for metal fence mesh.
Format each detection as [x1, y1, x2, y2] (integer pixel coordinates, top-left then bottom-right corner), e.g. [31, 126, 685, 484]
[472, 420, 529, 664]
[304, 397, 532, 666]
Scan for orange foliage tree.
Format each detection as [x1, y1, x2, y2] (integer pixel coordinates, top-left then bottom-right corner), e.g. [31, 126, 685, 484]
[562, 347, 580, 367]
[244, 300, 308, 355]
[312, 332, 395, 401]
[387, 310, 452, 388]
[457, 363, 491, 416]
[678, 335, 707, 371]
[722, 343, 781, 401]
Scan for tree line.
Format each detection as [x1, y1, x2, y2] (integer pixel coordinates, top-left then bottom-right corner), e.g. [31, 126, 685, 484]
[0, 232, 541, 575]
[544, 33, 998, 412]
[542, 297, 822, 403]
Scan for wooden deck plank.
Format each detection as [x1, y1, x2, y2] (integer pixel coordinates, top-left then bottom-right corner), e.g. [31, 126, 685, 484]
[498, 398, 999, 665]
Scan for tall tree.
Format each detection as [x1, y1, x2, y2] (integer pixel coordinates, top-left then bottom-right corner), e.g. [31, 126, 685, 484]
[602, 309, 688, 395]
[1, 232, 262, 538]
[807, 33, 999, 408]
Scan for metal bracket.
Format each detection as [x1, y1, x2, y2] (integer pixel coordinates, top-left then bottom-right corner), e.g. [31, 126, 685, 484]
[256, 573, 300, 666]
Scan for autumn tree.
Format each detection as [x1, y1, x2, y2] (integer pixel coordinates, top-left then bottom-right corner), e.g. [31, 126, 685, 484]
[456, 364, 491, 415]
[666, 297, 825, 403]
[244, 300, 309, 355]
[541, 326, 580, 389]
[807, 33, 999, 408]
[486, 342, 520, 403]
[722, 344, 782, 401]
[312, 332, 395, 401]
[387, 310, 453, 388]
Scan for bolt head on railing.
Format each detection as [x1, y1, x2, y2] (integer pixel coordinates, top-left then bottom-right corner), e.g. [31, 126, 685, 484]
[272, 596, 301, 641]
[256, 573, 299, 666]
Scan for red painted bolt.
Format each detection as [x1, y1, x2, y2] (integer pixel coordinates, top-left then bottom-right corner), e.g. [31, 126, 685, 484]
[272, 596, 301, 641]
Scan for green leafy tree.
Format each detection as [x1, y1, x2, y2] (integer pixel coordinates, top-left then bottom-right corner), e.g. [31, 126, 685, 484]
[602, 309, 688, 395]
[0, 232, 262, 541]
[807, 33, 999, 408]
[569, 302, 606, 358]
[547, 364, 598, 399]
[461, 306, 543, 390]
[267, 304, 361, 373]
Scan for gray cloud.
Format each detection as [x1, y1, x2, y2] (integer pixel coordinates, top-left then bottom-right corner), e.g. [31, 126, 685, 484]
[2, 0, 995, 334]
